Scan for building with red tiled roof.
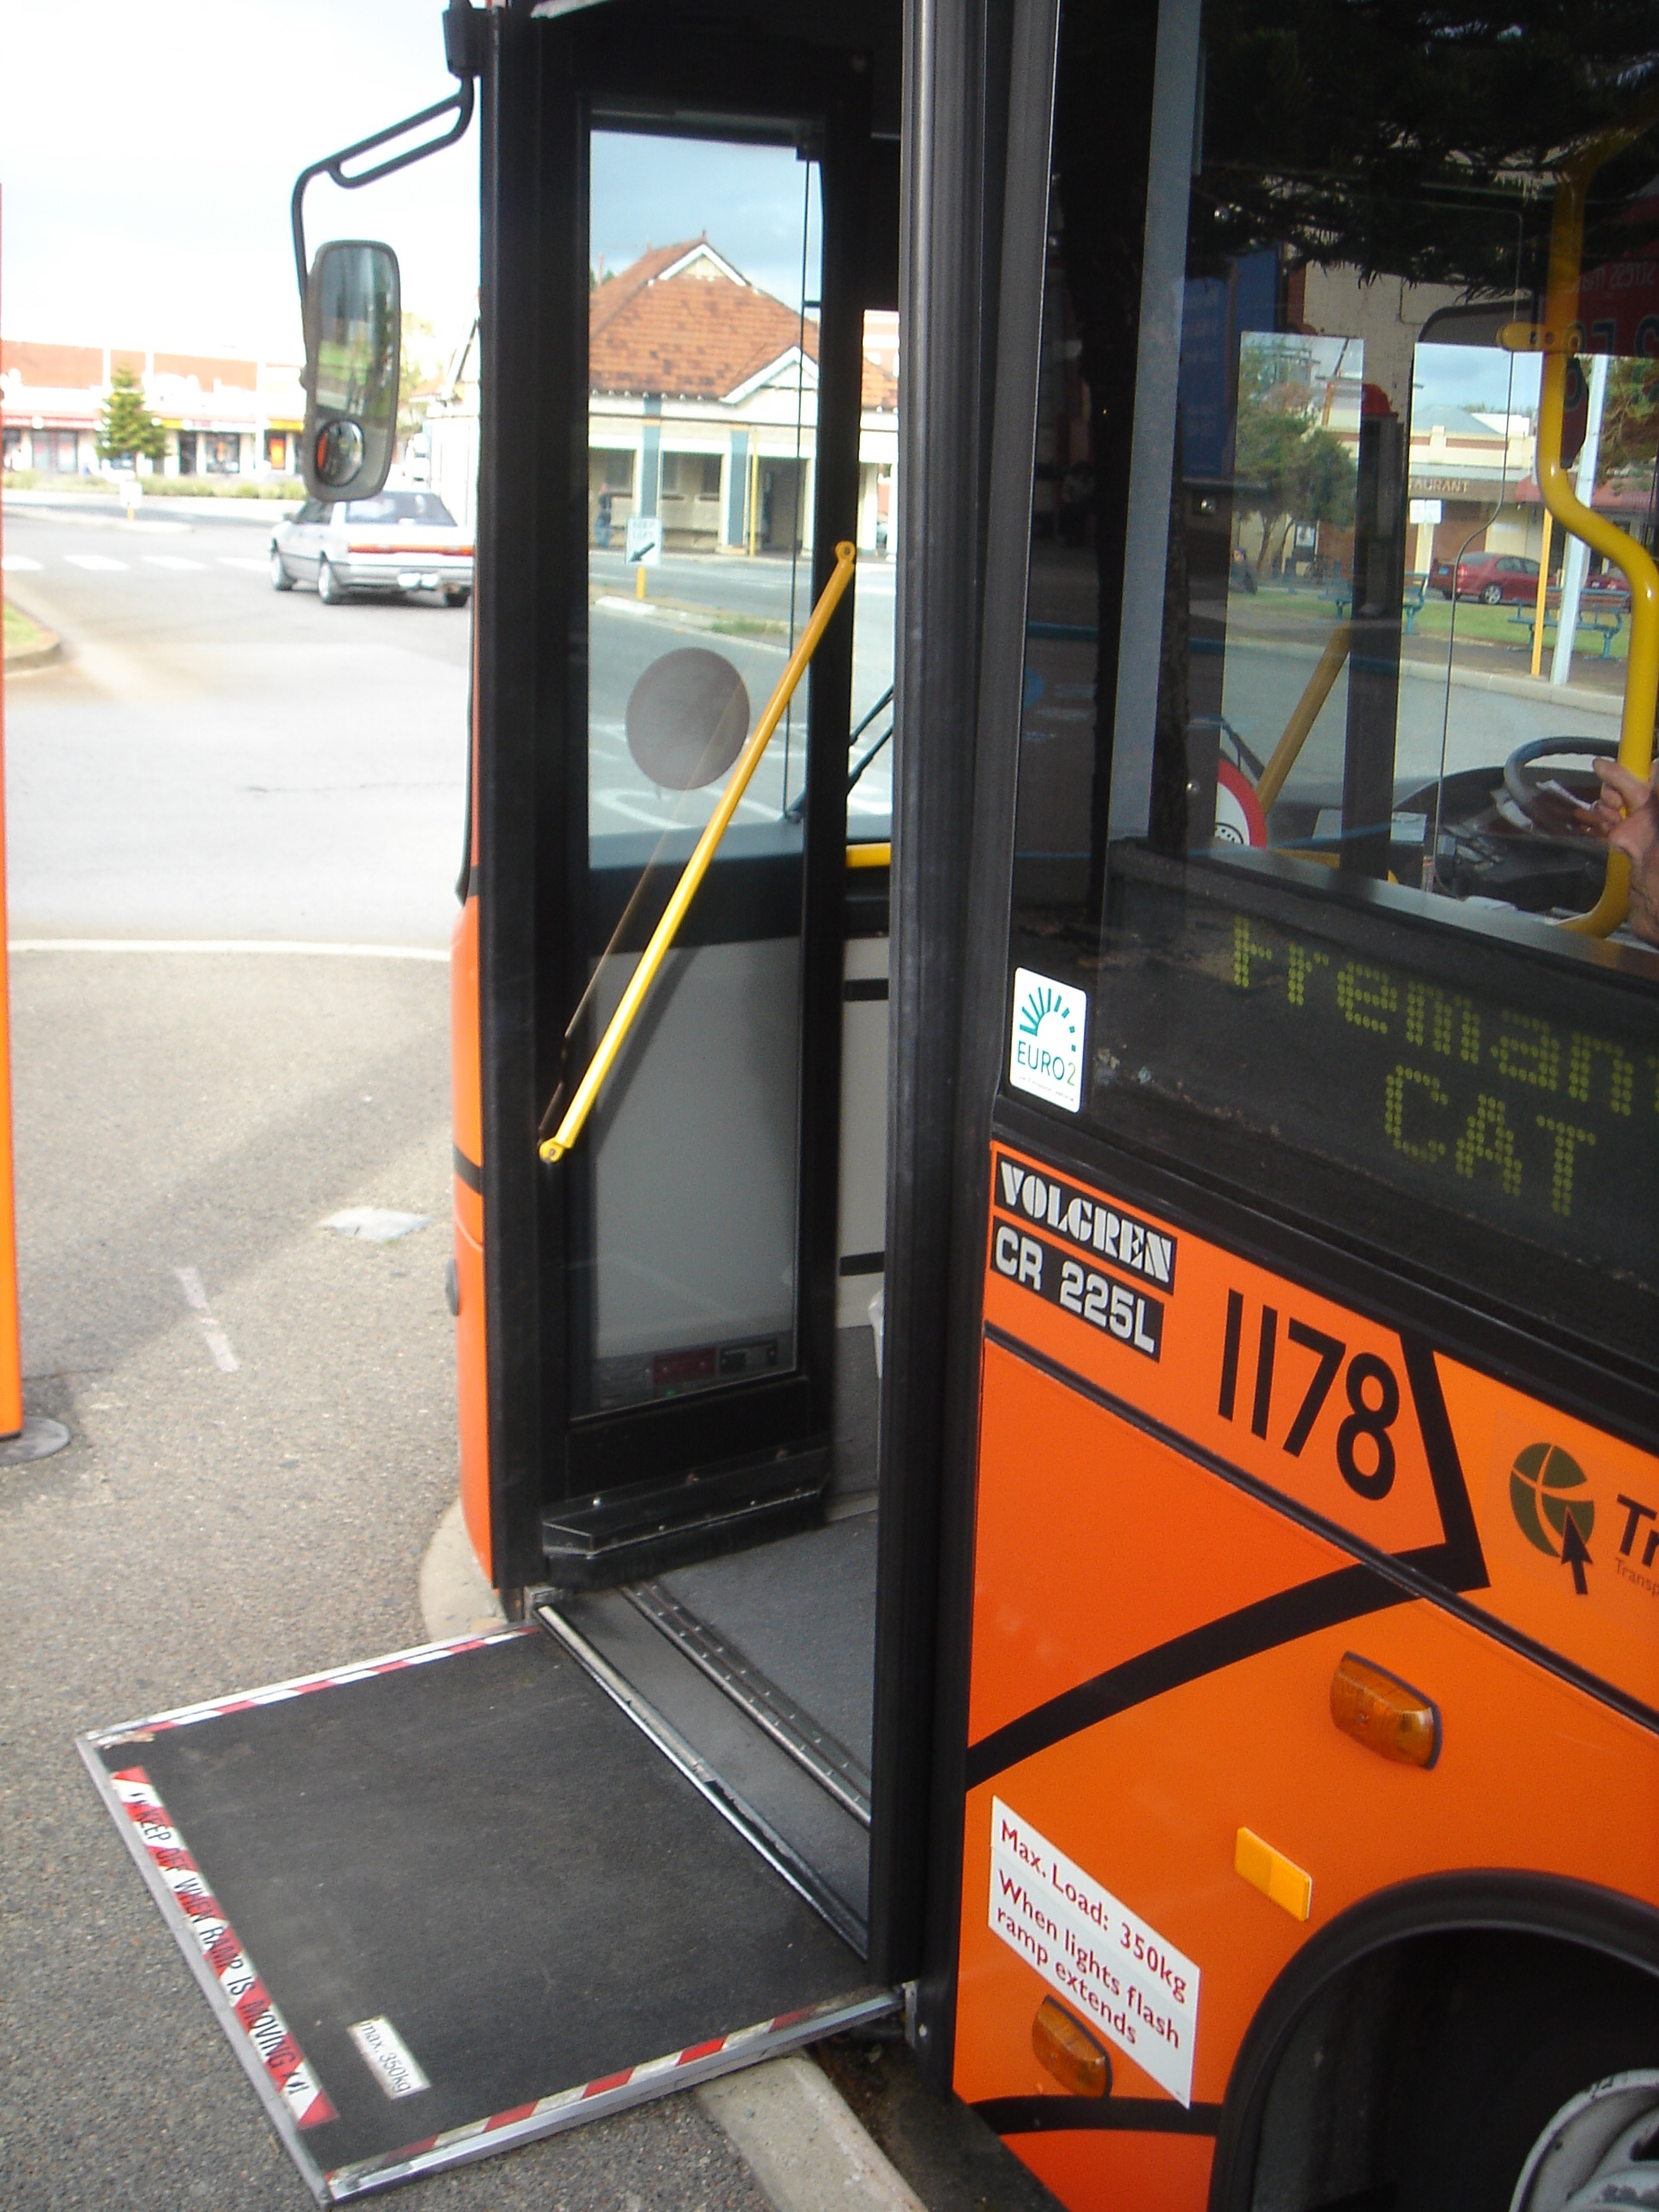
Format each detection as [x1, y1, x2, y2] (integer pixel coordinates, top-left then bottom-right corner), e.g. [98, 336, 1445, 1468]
[419, 238, 898, 549]
[579, 237, 896, 552]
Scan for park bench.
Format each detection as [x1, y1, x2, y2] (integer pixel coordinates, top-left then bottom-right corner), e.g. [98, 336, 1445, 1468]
[1330, 577, 1428, 632]
[1506, 593, 1625, 660]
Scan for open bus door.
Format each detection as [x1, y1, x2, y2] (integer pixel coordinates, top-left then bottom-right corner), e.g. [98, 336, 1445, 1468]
[80, 3, 924, 2199]
[81, 0, 1659, 2204]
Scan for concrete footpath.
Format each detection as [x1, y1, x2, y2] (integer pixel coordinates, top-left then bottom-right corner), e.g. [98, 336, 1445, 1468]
[0, 945, 1050, 2212]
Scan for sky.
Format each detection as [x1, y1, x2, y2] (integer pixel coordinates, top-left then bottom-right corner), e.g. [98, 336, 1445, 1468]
[0, 0, 819, 364]
[1413, 342, 1542, 421]
[592, 133, 820, 314]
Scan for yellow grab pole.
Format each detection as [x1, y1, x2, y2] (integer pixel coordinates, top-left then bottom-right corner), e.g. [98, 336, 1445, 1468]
[1505, 104, 1659, 934]
[1254, 621, 1352, 816]
[1529, 509, 1552, 680]
[541, 540, 858, 1163]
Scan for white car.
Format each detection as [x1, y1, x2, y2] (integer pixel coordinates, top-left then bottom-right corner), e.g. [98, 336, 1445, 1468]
[270, 486, 473, 606]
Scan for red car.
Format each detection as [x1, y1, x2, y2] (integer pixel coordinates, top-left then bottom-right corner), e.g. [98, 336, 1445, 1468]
[1428, 550, 1540, 603]
[1582, 569, 1633, 608]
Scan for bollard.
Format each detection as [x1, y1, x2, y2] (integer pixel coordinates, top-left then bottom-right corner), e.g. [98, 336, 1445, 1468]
[0, 193, 68, 1463]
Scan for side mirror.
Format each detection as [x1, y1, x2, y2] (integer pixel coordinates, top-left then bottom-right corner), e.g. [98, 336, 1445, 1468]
[301, 241, 400, 502]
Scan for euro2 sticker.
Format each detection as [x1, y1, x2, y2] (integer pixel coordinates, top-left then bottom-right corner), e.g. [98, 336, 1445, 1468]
[989, 1797, 1199, 2105]
[1010, 970, 1087, 1113]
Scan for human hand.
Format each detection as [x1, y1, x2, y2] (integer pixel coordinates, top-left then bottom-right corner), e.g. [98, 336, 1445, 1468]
[1592, 758, 1659, 943]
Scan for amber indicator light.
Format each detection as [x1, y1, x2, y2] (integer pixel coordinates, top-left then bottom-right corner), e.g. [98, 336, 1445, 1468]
[1330, 1652, 1441, 1768]
[1032, 1997, 1112, 2098]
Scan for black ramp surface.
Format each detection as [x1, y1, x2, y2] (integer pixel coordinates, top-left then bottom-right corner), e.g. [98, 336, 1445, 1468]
[661, 1513, 877, 1767]
[86, 1627, 863, 2180]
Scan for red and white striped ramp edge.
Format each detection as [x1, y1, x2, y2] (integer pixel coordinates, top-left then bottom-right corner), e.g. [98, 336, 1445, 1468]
[86, 1624, 537, 1749]
[112, 1767, 337, 2132]
[323, 1986, 898, 2198]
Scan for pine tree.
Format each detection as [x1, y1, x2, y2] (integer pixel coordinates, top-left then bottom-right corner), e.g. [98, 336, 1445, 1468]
[96, 365, 166, 472]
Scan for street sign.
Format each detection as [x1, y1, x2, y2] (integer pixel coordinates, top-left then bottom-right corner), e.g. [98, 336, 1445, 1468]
[626, 515, 661, 567]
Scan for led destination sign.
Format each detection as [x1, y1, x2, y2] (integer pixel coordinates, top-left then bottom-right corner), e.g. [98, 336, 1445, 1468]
[1088, 873, 1657, 1317]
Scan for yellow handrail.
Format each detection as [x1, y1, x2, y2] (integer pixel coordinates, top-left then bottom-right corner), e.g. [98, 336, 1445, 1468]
[1504, 107, 1659, 936]
[1255, 621, 1352, 816]
[540, 540, 858, 1163]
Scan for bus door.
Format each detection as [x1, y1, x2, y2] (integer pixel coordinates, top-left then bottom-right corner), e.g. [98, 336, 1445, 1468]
[80, 8, 908, 2199]
[940, 0, 1659, 2205]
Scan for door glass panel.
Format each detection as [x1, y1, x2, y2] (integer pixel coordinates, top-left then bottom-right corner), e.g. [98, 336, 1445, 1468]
[573, 130, 824, 1414]
[1007, 0, 1659, 1368]
[847, 313, 899, 842]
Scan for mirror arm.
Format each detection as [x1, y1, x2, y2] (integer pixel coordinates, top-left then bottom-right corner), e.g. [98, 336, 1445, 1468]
[289, 2, 483, 304]
[291, 81, 475, 305]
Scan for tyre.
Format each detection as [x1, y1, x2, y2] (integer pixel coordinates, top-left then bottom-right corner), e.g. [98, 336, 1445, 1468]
[1480, 581, 1504, 605]
[444, 588, 472, 609]
[1230, 1929, 1659, 2212]
[1385, 1935, 1659, 2212]
[271, 546, 294, 592]
[317, 556, 345, 605]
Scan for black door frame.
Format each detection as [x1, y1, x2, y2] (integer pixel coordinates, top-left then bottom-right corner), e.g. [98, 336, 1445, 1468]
[474, 7, 875, 1569]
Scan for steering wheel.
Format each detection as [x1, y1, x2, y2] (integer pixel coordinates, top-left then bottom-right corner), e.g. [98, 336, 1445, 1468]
[1501, 736, 1619, 840]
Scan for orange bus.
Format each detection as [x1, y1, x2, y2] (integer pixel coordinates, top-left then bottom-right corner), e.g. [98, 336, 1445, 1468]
[81, 0, 1658, 2203]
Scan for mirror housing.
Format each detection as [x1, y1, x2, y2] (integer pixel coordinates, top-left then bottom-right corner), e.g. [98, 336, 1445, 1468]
[301, 241, 400, 503]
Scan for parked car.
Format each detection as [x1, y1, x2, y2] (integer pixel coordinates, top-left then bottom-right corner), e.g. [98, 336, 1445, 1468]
[270, 486, 473, 606]
[1582, 568, 1633, 609]
[1427, 550, 1540, 604]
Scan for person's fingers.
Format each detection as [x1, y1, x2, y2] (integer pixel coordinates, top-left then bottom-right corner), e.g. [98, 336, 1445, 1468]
[1610, 812, 1659, 863]
[1594, 759, 1657, 813]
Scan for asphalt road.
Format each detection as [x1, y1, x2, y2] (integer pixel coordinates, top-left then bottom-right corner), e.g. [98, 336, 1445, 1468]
[0, 498, 789, 2209]
[3, 503, 471, 946]
[2, 508, 896, 916]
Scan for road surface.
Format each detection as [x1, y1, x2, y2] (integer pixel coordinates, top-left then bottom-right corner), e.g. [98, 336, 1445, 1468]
[0, 494, 833, 2211]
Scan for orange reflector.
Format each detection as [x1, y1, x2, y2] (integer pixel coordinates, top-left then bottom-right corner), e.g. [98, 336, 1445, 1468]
[1330, 1652, 1441, 1769]
[1032, 1997, 1111, 2098]
[1235, 1827, 1313, 1921]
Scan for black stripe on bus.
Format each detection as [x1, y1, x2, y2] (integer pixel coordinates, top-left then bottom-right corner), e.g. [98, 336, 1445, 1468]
[452, 1144, 483, 1194]
[964, 1560, 1400, 1791]
[968, 1324, 1658, 1777]
[975, 2096, 1224, 2138]
[843, 976, 889, 1002]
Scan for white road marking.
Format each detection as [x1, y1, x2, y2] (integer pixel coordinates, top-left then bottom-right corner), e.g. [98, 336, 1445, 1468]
[201, 1326, 238, 1372]
[173, 1266, 240, 1372]
[220, 556, 272, 573]
[143, 555, 206, 572]
[1, 553, 44, 572]
[65, 554, 128, 572]
[324, 1208, 431, 1243]
[12, 938, 447, 960]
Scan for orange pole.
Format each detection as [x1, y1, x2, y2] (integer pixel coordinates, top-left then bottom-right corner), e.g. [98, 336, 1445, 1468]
[0, 193, 24, 1435]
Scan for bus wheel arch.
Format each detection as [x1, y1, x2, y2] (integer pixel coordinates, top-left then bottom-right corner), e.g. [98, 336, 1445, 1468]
[1208, 1872, 1659, 2212]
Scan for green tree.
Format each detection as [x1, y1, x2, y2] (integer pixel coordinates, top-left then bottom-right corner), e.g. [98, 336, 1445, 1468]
[96, 364, 165, 473]
[1596, 355, 1659, 486]
[399, 312, 445, 448]
[1233, 340, 1357, 579]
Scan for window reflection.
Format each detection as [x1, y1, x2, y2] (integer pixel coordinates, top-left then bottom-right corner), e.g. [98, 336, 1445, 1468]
[1009, 0, 1659, 1364]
